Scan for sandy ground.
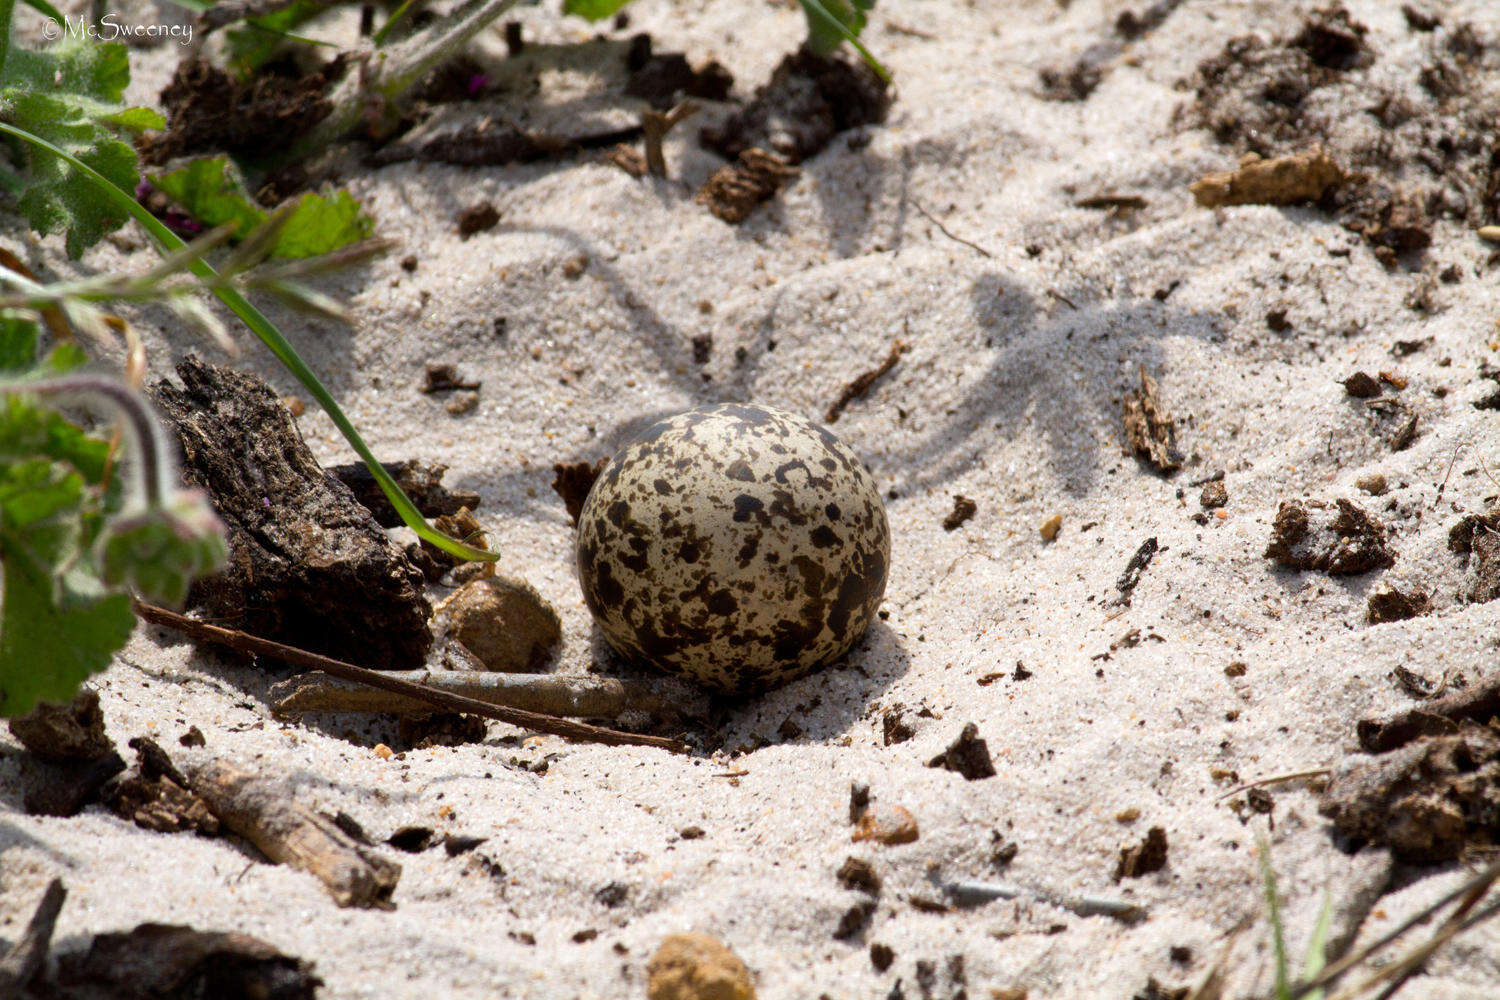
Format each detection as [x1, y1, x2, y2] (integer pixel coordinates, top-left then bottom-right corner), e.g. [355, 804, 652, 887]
[5, 0, 1500, 997]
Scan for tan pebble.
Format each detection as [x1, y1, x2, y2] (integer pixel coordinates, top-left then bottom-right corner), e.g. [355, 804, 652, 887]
[647, 933, 756, 1000]
[1039, 514, 1062, 541]
[1479, 225, 1500, 243]
[1355, 473, 1388, 496]
[281, 396, 306, 417]
[852, 803, 919, 845]
[446, 576, 561, 672]
[1115, 807, 1141, 823]
[1199, 480, 1228, 509]
[372, 743, 392, 760]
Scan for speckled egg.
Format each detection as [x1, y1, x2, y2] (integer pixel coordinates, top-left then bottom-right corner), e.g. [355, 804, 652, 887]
[576, 403, 890, 695]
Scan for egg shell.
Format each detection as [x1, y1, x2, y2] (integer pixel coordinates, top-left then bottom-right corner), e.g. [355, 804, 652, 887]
[576, 403, 890, 695]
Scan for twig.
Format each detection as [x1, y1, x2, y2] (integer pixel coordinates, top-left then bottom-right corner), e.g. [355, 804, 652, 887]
[909, 198, 994, 258]
[1434, 443, 1466, 510]
[1216, 768, 1331, 801]
[825, 337, 908, 423]
[1113, 536, 1159, 606]
[936, 877, 1145, 923]
[641, 100, 699, 179]
[186, 758, 400, 908]
[134, 602, 687, 754]
[271, 669, 665, 718]
[0, 879, 65, 992]
[1285, 858, 1500, 1000]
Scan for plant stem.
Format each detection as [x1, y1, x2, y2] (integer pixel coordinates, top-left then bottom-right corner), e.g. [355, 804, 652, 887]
[0, 0, 17, 83]
[283, 0, 520, 162]
[12, 373, 172, 508]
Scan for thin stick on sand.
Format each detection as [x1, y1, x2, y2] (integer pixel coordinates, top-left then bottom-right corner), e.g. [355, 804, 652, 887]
[134, 602, 687, 754]
[271, 669, 664, 718]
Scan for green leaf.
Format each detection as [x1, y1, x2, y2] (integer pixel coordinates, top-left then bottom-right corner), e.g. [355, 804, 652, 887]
[0, 548, 135, 717]
[148, 155, 373, 259]
[798, 0, 888, 79]
[0, 315, 37, 372]
[225, 0, 333, 74]
[0, 121, 496, 563]
[0, 38, 161, 257]
[564, 0, 633, 21]
[98, 489, 227, 606]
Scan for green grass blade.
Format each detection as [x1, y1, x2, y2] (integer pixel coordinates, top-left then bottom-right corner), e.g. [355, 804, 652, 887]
[1302, 894, 1334, 1000]
[18, 0, 63, 28]
[1257, 837, 1292, 1000]
[0, 0, 16, 82]
[797, 0, 889, 81]
[0, 121, 496, 562]
[372, 0, 418, 47]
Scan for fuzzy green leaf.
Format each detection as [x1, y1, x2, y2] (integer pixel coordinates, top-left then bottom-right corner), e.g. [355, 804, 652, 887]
[563, 0, 632, 21]
[0, 38, 163, 257]
[148, 155, 373, 259]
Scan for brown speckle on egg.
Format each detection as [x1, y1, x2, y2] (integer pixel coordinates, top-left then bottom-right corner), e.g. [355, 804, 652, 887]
[575, 403, 890, 695]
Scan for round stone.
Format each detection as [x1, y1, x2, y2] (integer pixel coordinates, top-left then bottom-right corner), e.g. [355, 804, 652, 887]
[575, 403, 889, 695]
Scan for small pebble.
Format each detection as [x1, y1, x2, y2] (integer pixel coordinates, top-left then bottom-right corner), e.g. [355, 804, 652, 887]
[852, 803, 919, 845]
[372, 743, 393, 760]
[1199, 481, 1228, 509]
[647, 933, 757, 1000]
[1115, 807, 1141, 823]
[1039, 514, 1062, 541]
[1478, 225, 1500, 243]
[1341, 372, 1382, 398]
[445, 576, 561, 672]
[1355, 473, 1388, 496]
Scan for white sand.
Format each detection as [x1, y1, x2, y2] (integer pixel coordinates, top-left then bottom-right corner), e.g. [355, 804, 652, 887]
[5, 0, 1500, 997]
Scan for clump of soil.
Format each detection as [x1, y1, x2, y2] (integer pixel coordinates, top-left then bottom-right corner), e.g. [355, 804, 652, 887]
[1320, 725, 1500, 862]
[139, 57, 338, 166]
[1114, 826, 1169, 880]
[57, 923, 321, 1000]
[700, 49, 889, 164]
[625, 34, 734, 109]
[1366, 585, 1431, 623]
[926, 723, 996, 781]
[1449, 508, 1500, 604]
[1180, 5, 1498, 260]
[151, 356, 432, 669]
[1265, 498, 1394, 575]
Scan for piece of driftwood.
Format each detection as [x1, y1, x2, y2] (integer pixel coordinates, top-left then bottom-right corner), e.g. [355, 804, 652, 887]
[150, 356, 432, 669]
[58, 922, 321, 999]
[0, 879, 65, 992]
[136, 602, 687, 753]
[185, 758, 400, 909]
[271, 670, 662, 718]
[1357, 678, 1500, 753]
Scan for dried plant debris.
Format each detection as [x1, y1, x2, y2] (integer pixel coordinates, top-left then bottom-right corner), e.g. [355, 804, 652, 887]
[1342, 371, 1383, 398]
[1321, 725, 1500, 862]
[699, 49, 889, 164]
[552, 458, 608, 526]
[56, 924, 321, 1000]
[1450, 508, 1500, 604]
[697, 148, 799, 224]
[151, 356, 432, 669]
[370, 115, 637, 169]
[1190, 148, 1345, 207]
[1122, 366, 1183, 474]
[837, 857, 883, 896]
[1114, 826, 1169, 880]
[826, 340, 907, 423]
[139, 57, 336, 166]
[1366, 585, 1431, 623]
[106, 738, 219, 836]
[1182, 5, 1496, 260]
[8, 688, 112, 762]
[327, 459, 480, 528]
[926, 723, 997, 781]
[0, 879, 64, 995]
[624, 34, 734, 109]
[1113, 537, 1159, 606]
[1265, 498, 1394, 575]
[186, 758, 401, 908]
[942, 496, 977, 532]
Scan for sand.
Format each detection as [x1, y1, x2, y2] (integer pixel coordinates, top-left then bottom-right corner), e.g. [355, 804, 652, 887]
[4, 0, 1500, 997]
